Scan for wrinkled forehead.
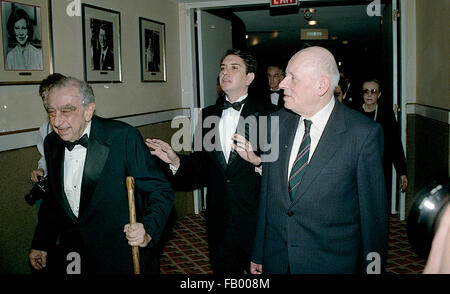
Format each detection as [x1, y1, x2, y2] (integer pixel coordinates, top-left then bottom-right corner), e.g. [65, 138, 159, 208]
[47, 86, 82, 107]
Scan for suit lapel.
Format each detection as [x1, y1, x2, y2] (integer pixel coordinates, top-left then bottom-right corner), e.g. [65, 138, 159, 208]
[279, 111, 300, 200]
[203, 102, 228, 175]
[289, 101, 346, 207]
[47, 135, 78, 222]
[227, 97, 259, 169]
[78, 117, 111, 218]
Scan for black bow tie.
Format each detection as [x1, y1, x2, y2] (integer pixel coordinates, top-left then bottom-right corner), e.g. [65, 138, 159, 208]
[270, 89, 283, 94]
[64, 134, 89, 151]
[222, 98, 247, 111]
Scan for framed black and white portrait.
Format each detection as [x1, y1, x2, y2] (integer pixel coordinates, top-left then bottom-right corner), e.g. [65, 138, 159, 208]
[139, 17, 166, 82]
[82, 4, 121, 83]
[0, 0, 53, 84]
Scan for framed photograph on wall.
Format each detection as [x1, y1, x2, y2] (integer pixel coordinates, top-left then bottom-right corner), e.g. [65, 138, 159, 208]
[0, 0, 53, 85]
[82, 4, 121, 83]
[139, 17, 166, 82]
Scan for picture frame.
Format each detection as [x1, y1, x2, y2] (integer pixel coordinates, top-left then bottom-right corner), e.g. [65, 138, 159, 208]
[82, 3, 121, 83]
[0, 0, 53, 85]
[139, 17, 166, 82]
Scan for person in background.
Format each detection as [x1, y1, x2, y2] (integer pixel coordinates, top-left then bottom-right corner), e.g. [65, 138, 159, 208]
[30, 73, 66, 184]
[358, 79, 408, 201]
[334, 77, 348, 104]
[261, 65, 285, 109]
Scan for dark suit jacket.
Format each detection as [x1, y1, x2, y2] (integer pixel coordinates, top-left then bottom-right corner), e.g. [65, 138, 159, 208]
[260, 88, 285, 109]
[357, 103, 407, 177]
[252, 100, 389, 274]
[93, 48, 114, 71]
[167, 95, 276, 271]
[31, 116, 174, 274]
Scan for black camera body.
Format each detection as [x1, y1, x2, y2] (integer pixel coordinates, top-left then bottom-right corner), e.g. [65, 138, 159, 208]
[407, 179, 450, 259]
[25, 176, 49, 206]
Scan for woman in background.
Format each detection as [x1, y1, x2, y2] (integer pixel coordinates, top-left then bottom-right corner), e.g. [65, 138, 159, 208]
[358, 79, 408, 203]
[6, 8, 42, 70]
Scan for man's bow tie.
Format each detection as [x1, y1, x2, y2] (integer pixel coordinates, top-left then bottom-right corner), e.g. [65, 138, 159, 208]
[64, 134, 89, 151]
[270, 89, 283, 94]
[222, 98, 247, 111]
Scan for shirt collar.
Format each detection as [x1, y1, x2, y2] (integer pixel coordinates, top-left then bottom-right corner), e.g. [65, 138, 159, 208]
[305, 98, 335, 132]
[225, 94, 248, 104]
[82, 121, 92, 138]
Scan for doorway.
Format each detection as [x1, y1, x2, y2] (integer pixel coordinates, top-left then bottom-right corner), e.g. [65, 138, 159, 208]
[179, 0, 404, 216]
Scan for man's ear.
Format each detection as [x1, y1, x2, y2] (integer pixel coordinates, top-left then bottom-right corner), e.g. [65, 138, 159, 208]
[317, 76, 330, 96]
[246, 72, 255, 86]
[84, 103, 96, 121]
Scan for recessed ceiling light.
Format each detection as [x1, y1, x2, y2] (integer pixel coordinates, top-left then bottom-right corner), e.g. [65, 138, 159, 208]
[342, 40, 349, 45]
[308, 20, 318, 26]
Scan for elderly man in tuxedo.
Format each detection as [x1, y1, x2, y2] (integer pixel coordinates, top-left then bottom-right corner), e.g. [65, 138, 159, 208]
[28, 77, 174, 274]
[250, 46, 388, 274]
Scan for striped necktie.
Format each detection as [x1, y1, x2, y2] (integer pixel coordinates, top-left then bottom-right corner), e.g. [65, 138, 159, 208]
[288, 119, 312, 200]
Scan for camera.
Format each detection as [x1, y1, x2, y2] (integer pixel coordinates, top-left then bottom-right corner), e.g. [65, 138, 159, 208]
[24, 176, 49, 206]
[407, 178, 450, 258]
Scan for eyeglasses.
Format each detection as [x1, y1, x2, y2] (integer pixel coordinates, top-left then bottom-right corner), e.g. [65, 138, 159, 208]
[362, 89, 378, 94]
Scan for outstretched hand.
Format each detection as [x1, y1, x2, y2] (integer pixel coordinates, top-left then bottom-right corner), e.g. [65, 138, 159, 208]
[145, 138, 180, 168]
[231, 134, 261, 167]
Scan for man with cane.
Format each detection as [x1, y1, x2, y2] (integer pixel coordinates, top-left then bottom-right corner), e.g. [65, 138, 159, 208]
[28, 77, 174, 274]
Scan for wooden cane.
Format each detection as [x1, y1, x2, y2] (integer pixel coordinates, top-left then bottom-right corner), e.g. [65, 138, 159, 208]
[126, 176, 141, 274]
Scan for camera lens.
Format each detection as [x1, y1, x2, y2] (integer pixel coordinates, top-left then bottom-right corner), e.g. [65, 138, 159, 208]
[407, 179, 450, 258]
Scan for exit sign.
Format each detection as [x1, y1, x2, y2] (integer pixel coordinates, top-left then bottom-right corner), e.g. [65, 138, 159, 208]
[270, 0, 298, 7]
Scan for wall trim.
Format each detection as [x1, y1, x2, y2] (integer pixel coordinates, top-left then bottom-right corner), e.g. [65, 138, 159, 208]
[0, 108, 191, 152]
[406, 103, 450, 125]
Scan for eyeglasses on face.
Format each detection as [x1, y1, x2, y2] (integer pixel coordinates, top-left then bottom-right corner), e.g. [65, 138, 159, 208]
[362, 89, 379, 94]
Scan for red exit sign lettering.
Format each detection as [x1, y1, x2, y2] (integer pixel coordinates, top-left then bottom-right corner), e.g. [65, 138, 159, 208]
[270, 0, 298, 7]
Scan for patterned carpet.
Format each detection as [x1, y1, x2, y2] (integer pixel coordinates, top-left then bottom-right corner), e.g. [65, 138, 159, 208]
[160, 211, 427, 274]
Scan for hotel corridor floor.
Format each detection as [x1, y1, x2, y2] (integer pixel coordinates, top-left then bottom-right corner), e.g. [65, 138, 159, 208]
[159, 211, 427, 274]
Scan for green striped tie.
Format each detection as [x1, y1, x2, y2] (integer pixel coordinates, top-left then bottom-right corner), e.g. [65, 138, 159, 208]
[288, 119, 312, 200]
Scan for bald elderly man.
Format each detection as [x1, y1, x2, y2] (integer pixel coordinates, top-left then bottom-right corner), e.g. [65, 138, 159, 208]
[250, 46, 388, 274]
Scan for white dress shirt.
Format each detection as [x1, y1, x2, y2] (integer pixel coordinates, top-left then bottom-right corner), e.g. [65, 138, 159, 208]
[37, 120, 53, 175]
[270, 89, 280, 106]
[219, 94, 247, 163]
[64, 122, 91, 217]
[288, 98, 335, 179]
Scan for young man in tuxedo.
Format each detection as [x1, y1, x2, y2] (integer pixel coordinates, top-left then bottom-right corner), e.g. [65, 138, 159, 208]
[146, 49, 276, 274]
[28, 77, 174, 274]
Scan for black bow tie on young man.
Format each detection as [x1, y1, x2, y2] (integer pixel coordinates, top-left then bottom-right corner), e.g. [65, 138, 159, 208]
[64, 134, 89, 151]
[270, 89, 283, 94]
[222, 98, 247, 111]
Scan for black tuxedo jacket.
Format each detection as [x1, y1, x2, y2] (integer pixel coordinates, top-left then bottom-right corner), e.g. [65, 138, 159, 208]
[167, 95, 276, 271]
[32, 116, 174, 273]
[261, 88, 285, 109]
[252, 101, 389, 273]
